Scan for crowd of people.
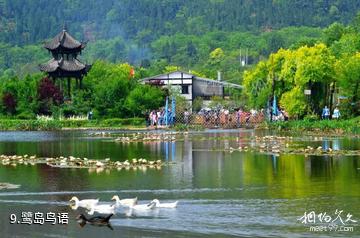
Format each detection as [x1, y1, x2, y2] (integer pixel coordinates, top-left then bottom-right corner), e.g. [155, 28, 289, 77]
[146, 106, 289, 128]
[196, 107, 268, 127]
[148, 109, 175, 127]
[145, 104, 340, 128]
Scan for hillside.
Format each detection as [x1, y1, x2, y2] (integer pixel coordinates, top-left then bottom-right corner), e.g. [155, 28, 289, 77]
[1, 0, 360, 45]
[1, 0, 360, 80]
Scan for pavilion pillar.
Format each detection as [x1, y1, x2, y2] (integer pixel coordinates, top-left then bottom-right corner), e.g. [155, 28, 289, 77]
[67, 78, 71, 98]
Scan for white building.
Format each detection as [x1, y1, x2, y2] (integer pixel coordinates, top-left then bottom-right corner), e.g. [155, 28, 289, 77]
[141, 71, 242, 105]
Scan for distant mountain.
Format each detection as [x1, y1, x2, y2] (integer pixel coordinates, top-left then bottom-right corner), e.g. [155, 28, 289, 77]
[1, 0, 360, 45]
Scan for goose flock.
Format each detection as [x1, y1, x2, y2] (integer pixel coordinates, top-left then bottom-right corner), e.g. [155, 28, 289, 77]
[70, 195, 178, 216]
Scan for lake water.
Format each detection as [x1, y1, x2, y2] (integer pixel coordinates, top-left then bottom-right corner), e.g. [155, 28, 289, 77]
[0, 129, 359, 237]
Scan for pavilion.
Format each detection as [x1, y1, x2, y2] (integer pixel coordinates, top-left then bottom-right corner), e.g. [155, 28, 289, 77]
[39, 27, 91, 97]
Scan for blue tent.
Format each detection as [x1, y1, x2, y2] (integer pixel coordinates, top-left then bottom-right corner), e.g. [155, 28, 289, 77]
[171, 96, 176, 125]
[272, 95, 278, 116]
[164, 97, 169, 126]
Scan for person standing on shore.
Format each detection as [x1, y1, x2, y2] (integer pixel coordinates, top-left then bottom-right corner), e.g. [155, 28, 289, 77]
[322, 106, 330, 119]
[88, 109, 93, 120]
[150, 111, 157, 126]
[236, 108, 242, 127]
[184, 109, 190, 125]
[333, 107, 340, 119]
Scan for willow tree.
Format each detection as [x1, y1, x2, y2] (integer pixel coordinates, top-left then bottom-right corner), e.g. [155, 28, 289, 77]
[244, 43, 336, 118]
[243, 61, 271, 109]
[291, 43, 336, 114]
[336, 53, 360, 116]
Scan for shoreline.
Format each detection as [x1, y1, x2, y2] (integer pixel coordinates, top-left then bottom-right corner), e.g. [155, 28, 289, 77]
[61, 126, 149, 131]
[0, 118, 358, 136]
[259, 117, 360, 136]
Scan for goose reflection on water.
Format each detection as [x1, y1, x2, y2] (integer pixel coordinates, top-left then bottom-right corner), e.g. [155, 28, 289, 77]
[76, 213, 114, 230]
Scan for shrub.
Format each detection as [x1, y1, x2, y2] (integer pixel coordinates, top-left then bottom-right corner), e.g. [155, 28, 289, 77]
[269, 117, 360, 134]
[16, 111, 36, 119]
[37, 77, 63, 115]
[303, 113, 319, 122]
[2, 92, 17, 115]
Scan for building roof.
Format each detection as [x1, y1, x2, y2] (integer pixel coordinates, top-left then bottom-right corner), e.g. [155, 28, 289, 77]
[44, 29, 84, 51]
[39, 58, 86, 73]
[141, 70, 194, 81]
[141, 70, 243, 89]
[195, 77, 243, 89]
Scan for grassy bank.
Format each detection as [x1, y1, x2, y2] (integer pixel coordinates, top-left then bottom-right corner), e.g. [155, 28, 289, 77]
[265, 117, 360, 135]
[0, 118, 146, 131]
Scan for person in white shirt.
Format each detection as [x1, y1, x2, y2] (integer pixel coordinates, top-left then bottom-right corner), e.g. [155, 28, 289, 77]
[333, 107, 340, 119]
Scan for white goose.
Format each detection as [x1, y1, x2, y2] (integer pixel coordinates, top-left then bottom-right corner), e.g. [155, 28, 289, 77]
[111, 195, 137, 207]
[151, 199, 178, 208]
[69, 196, 99, 210]
[87, 204, 116, 215]
[130, 200, 156, 210]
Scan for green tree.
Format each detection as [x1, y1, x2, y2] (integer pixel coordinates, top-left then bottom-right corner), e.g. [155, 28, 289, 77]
[336, 53, 360, 115]
[323, 22, 346, 45]
[280, 86, 307, 117]
[244, 43, 336, 117]
[83, 61, 134, 118]
[192, 96, 203, 112]
[125, 84, 165, 117]
[243, 61, 271, 109]
[209, 48, 225, 65]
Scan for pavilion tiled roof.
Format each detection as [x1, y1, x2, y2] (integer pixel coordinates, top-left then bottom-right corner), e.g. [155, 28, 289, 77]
[44, 30, 84, 50]
[39, 58, 86, 73]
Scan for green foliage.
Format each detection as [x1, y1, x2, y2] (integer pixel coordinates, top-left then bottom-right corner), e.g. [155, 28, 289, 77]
[125, 84, 165, 117]
[243, 61, 271, 109]
[163, 66, 181, 73]
[99, 118, 145, 127]
[174, 124, 189, 131]
[244, 43, 339, 117]
[335, 53, 360, 115]
[192, 97, 203, 112]
[303, 113, 319, 122]
[174, 95, 189, 115]
[209, 48, 225, 65]
[174, 124, 205, 131]
[1, 0, 357, 46]
[269, 117, 360, 134]
[323, 22, 346, 45]
[280, 87, 307, 117]
[0, 1, 343, 83]
[2, 1, 360, 121]
[0, 73, 42, 117]
[0, 118, 145, 130]
[208, 96, 228, 109]
[60, 118, 145, 128]
[84, 61, 133, 118]
[0, 119, 62, 131]
[294, 44, 335, 86]
[0, 61, 166, 120]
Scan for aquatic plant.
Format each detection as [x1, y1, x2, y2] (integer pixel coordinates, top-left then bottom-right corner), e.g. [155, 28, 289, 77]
[0, 154, 167, 172]
[0, 182, 20, 190]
